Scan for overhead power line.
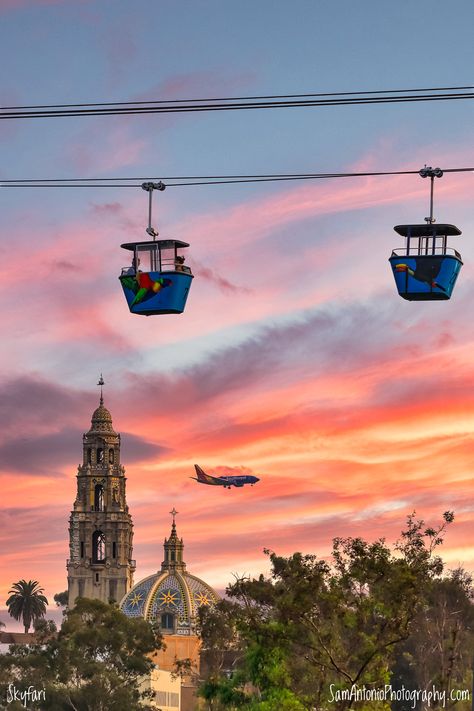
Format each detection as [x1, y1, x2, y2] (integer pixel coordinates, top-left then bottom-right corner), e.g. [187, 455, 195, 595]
[1, 167, 473, 188]
[1, 85, 474, 120]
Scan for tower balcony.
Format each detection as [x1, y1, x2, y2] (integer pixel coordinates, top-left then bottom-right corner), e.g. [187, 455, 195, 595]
[90, 558, 107, 567]
[67, 558, 136, 569]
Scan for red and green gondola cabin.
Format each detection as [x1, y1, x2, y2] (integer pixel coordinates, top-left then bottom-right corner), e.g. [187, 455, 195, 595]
[119, 239, 193, 315]
[389, 224, 462, 301]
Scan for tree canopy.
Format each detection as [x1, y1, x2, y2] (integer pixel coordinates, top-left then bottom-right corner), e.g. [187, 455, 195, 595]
[391, 567, 474, 711]
[0, 597, 163, 711]
[53, 591, 69, 608]
[197, 512, 473, 711]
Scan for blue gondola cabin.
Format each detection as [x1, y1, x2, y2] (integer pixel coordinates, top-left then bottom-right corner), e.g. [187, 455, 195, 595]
[389, 224, 462, 301]
[119, 239, 193, 315]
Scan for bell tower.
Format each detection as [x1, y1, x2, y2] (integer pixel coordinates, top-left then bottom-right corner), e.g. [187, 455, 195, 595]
[67, 377, 135, 607]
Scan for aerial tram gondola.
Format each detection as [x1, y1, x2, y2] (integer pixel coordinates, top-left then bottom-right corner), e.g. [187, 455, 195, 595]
[119, 182, 193, 315]
[389, 167, 463, 300]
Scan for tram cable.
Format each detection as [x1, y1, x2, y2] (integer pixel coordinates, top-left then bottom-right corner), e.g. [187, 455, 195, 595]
[0, 164, 470, 309]
[1, 85, 474, 119]
[1, 166, 473, 188]
[3, 84, 474, 110]
[114, 167, 467, 312]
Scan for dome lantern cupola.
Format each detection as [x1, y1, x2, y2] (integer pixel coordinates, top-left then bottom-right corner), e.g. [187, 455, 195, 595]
[82, 375, 121, 469]
[88, 375, 117, 436]
[162, 508, 185, 572]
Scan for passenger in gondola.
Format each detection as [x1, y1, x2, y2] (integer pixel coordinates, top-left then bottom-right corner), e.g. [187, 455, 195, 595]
[124, 257, 140, 276]
[175, 255, 186, 272]
[119, 237, 193, 314]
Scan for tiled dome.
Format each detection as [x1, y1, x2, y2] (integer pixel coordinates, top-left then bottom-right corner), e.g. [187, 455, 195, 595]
[88, 401, 116, 434]
[120, 517, 219, 634]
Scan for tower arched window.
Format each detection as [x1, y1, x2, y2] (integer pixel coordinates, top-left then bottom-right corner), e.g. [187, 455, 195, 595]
[92, 530, 106, 563]
[108, 448, 114, 464]
[94, 484, 104, 512]
[161, 613, 174, 631]
[87, 448, 92, 464]
[97, 448, 104, 463]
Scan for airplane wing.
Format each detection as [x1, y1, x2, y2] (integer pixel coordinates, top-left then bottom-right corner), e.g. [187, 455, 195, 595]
[191, 464, 225, 486]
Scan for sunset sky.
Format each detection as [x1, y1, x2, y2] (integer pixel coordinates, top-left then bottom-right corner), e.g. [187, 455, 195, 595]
[1, 0, 474, 622]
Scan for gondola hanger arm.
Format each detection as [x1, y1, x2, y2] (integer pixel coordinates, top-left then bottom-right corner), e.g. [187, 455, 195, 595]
[419, 166, 443, 224]
[141, 181, 166, 239]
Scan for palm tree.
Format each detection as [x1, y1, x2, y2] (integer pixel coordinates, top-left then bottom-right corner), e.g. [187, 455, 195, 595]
[6, 580, 48, 633]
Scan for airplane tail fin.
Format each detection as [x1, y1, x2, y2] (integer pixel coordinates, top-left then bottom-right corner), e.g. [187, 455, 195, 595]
[194, 464, 208, 483]
[193, 464, 222, 486]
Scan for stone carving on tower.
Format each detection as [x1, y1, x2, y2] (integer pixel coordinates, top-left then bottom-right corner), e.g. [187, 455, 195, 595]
[67, 376, 135, 607]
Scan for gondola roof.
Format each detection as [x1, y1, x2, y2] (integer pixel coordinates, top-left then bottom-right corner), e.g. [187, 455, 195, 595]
[394, 224, 461, 237]
[120, 239, 190, 250]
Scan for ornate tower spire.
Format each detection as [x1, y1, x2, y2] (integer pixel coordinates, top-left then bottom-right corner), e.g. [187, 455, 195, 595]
[161, 508, 185, 572]
[67, 386, 135, 607]
[170, 507, 178, 526]
[97, 373, 105, 406]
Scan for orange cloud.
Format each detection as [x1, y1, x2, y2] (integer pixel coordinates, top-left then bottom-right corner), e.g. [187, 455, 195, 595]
[2, 140, 474, 615]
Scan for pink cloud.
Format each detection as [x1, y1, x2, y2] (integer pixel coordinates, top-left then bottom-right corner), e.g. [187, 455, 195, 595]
[192, 259, 253, 294]
[66, 123, 146, 174]
[175, 169, 471, 255]
[2, 141, 474, 606]
[135, 70, 257, 103]
[3, 139, 474, 372]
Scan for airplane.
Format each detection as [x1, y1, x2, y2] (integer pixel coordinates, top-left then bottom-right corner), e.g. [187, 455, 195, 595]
[191, 464, 260, 489]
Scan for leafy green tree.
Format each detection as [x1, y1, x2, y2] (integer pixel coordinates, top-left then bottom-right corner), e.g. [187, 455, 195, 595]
[54, 591, 69, 608]
[391, 568, 474, 711]
[33, 617, 58, 641]
[198, 512, 457, 711]
[6, 579, 48, 633]
[0, 597, 163, 710]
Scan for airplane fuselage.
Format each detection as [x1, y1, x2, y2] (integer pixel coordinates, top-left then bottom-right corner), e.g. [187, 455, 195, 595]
[191, 464, 260, 489]
[215, 475, 259, 489]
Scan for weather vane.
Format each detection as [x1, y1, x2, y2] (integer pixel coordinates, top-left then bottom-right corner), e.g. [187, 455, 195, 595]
[97, 374, 105, 405]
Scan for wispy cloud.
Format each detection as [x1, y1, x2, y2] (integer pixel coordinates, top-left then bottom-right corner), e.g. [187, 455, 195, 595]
[2, 141, 474, 606]
[192, 259, 253, 294]
[135, 70, 257, 103]
[66, 123, 147, 174]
